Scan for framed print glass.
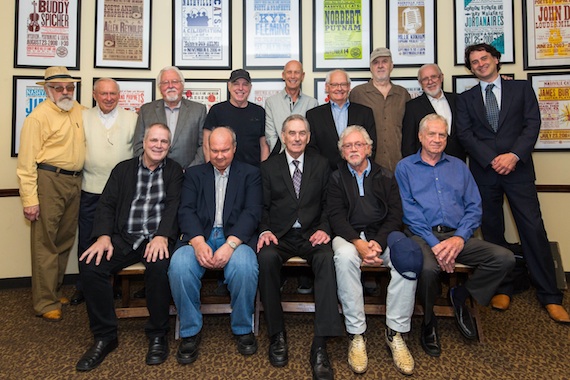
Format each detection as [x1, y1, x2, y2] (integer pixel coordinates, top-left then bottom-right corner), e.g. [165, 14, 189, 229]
[313, 0, 372, 71]
[314, 78, 368, 104]
[529, 72, 570, 150]
[14, 0, 81, 69]
[248, 80, 284, 108]
[12, 76, 81, 157]
[452, 75, 479, 94]
[392, 77, 423, 99]
[244, 0, 301, 69]
[93, 78, 155, 113]
[173, 0, 231, 69]
[523, 0, 570, 70]
[454, 0, 514, 65]
[94, 0, 152, 69]
[183, 80, 228, 112]
[387, 0, 437, 67]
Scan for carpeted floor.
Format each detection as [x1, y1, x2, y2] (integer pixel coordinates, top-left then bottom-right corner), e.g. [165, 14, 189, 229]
[1, 283, 569, 380]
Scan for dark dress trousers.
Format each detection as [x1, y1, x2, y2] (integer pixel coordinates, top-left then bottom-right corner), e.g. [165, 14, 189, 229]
[456, 78, 562, 305]
[257, 151, 344, 338]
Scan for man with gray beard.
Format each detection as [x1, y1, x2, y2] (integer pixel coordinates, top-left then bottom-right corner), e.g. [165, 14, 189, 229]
[17, 66, 86, 322]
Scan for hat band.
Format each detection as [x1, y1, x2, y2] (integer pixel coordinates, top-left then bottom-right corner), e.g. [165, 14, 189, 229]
[44, 74, 73, 81]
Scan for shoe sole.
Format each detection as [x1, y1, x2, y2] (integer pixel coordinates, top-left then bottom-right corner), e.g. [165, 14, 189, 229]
[176, 352, 198, 365]
[269, 357, 288, 367]
[238, 345, 258, 355]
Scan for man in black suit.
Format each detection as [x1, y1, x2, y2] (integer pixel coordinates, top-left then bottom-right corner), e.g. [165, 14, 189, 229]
[257, 114, 344, 380]
[456, 43, 570, 323]
[402, 64, 466, 161]
[306, 69, 376, 171]
[76, 123, 183, 371]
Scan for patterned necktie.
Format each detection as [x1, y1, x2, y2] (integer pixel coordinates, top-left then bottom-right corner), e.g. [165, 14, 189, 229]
[485, 84, 500, 132]
[292, 160, 302, 198]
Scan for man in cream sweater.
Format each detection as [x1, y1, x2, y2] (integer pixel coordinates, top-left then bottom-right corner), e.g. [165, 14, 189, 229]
[70, 78, 138, 305]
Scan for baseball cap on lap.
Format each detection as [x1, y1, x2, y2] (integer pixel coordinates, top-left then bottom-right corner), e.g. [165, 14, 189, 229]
[387, 231, 423, 280]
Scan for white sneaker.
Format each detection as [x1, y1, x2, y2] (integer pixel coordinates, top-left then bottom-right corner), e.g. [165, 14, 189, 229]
[386, 328, 414, 376]
[347, 334, 368, 374]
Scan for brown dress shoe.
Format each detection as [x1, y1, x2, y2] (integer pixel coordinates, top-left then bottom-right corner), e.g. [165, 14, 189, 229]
[545, 304, 570, 323]
[491, 294, 510, 311]
[59, 297, 70, 306]
[41, 309, 62, 322]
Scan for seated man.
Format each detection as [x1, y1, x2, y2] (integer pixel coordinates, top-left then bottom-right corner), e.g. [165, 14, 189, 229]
[328, 125, 422, 376]
[76, 123, 183, 371]
[168, 126, 262, 364]
[395, 114, 515, 357]
[257, 114, 344, 380]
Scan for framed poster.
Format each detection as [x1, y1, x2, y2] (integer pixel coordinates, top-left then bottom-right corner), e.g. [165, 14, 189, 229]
[528, 72, 570, 150]
[14, 0, 81, 69]
[172, 0, 231, 69]
[523, 0, 570, 70]
[94, 0, 152, 69]
[313, 0, 372, 71]
[387, 0, 437, 67]
[392, 77, 423, 99]
[248, 80, 283, 108]
[314, 77, 368, 104]
[92, 78, 155, 113]
[454, 0, 514, 65]
[452, 75, 480, 94]
[244, 0, 301, 69]
[12, 76, 81, 157]
[183, 80, 228, 112]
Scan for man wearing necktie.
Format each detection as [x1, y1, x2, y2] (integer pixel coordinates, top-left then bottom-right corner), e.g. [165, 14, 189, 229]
[456, 43, 570, 323]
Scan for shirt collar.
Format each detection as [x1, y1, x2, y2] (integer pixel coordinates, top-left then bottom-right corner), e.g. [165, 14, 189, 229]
[347, 159, 371, 177]
[285, 150, 305, 168]
[97, 105, 118, 119]
[213, 163, 231, 178]
[330, 99, 350, 111]
[163, 100, 181, 110]
[426, 90, 445, 102]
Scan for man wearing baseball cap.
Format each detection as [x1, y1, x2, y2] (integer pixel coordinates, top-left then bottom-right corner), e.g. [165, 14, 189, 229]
[17, 66, 85, 321]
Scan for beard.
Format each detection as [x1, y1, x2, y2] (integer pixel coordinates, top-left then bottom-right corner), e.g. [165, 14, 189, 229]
[56, 98, 74, 111]
[163, 90, 181, 103]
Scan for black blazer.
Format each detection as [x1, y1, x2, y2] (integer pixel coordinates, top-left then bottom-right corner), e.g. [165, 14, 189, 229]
[401, 92, 466, 161]
[260, 151, 331, 240]
[456, 79, 540, 185]
[306, 102, 377, 170]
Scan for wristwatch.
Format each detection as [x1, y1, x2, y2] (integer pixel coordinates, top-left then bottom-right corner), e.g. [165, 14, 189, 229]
[227, 240, 237, 250]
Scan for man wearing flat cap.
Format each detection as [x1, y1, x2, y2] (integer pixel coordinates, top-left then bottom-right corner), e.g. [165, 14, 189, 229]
[17, 66, 85, 322]
[327, 125, 421, 376]
[203, 69, 269, 167]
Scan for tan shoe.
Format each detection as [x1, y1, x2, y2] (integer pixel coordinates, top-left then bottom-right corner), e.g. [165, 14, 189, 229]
[545, 304, 570, 323]
[42, 309, 62, 322]
[386, 328, 414, 376]
[347, 334, 367, 374]
[491, 294, 510, 311]
[59, 297, 70, 306]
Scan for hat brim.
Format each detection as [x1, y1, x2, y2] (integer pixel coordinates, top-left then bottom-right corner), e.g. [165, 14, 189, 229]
[36, 78, 81, 85]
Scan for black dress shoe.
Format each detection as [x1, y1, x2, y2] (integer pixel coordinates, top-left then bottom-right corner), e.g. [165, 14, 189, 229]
[76, 338, 118, 371]
[420, 318, 441, 357]
[177, 334, 201, 364]
[236, 333, 258, 356]
[269, 331, 288, 367]
[310, 346, 334, 380]
[450, 287, 477, 340]
[146, 336, 168, 365]
[70, 289, 85, 306]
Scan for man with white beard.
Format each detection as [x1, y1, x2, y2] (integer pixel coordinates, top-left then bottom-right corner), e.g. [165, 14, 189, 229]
[17, 66, 86, 322]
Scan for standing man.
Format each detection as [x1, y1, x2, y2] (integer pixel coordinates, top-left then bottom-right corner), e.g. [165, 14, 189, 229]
[328, 125, 420, 376]
[203, 69, 269, 166]
[265, 60, 318, 156]
[402, 64, 465, 160]
[350, 47, 411, 172]
[168, 127, 262, 364]
[17, 66, 84, 322]
[257, 115, 344, 379]
[71, 78, 138, 305]
[306, 69, 376, 171]
[456, 43, 570, 322]
[76, 123, 183, 371]
[134, 66, 206, 169]
[396, 114, 515, 356]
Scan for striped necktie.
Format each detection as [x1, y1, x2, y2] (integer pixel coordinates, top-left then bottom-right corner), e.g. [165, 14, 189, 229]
[292, 160, 302, 198]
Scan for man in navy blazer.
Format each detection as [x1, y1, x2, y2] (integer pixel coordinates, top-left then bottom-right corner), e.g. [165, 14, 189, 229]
[456, 43, 569, 323]
[168, 126, 262, 364]
[306, 69, 377, 171]
[402, 64, 466, 161]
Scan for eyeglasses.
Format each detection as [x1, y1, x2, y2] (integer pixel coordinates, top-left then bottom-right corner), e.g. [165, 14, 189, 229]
[328, 82, 350, 89]
[159, 79, 183, 87]
[419, 75, 441, 84]
[341, 142, 367, 150]
[47, 84, 75, 93]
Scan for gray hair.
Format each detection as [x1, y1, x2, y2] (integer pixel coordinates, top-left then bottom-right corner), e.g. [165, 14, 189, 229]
[93, 77, 120, 92]
[337, 125, 374, 153]
[210, 126, 237, 147]
[325, 69, 351, 85]
[417, 64, 442, 81]
[419, 113, 448, 134]
[282, 114, 310, 133]
[144, 123, 172, 143]
[157, 66, 185, 86]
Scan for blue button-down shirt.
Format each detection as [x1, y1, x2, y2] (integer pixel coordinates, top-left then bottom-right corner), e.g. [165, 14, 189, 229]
[330, 100, 350, 137]
[395, 150, 482, 248]
[347, 159, 371, 196]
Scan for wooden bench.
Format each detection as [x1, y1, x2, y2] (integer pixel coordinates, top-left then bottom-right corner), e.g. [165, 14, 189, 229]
[253, 257, 483, 342]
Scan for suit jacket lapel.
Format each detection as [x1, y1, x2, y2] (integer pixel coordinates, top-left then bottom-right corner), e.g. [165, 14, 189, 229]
[298, 155, 312, 202]
[203, 164, 216, 223]
[172, 100, 190, 147]
[279, 154, 298, 201]
[324, 104, 339, 138]
[472, 85, 491, 131]
[223, 164, 239, 225]
[497, 78, 511, 130]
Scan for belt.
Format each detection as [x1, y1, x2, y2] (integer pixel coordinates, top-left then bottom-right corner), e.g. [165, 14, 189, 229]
[37, 163, 82, 177]
[432, 225, 456, 233]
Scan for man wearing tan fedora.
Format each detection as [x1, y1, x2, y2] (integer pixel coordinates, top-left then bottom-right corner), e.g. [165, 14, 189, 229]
[17, 66, 85, 322]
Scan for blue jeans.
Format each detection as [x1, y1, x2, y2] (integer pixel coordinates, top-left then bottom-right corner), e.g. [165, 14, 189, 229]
[168, 228, 259, 337]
